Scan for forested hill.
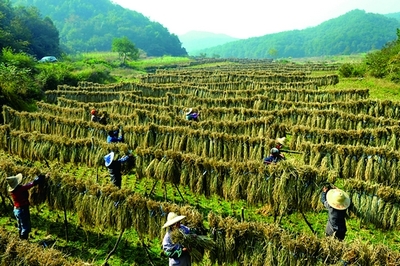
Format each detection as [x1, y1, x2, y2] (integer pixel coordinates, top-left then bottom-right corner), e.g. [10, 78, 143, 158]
[195, 10, 400, 59]
[11, 0, 187, 57]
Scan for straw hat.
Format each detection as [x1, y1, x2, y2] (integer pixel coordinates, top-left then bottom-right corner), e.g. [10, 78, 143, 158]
[276, 137, 286, 145]
[6, 173, 23, 192]
[326, 188, 350, 210]
[162, 212, 186, 229]
[104, 152, 115, 167]
[185, 108, 193, 115]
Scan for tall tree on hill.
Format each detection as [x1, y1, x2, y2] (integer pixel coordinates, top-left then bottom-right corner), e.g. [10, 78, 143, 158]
[111, 36, 139, 64]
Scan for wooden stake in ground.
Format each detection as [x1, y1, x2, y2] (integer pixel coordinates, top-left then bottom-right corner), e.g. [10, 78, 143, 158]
[103, 229, 125, 266]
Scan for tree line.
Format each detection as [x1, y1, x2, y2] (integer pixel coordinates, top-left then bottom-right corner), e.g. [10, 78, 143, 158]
[12, 0, 187, 57]
[195, 10, 400, 59]
[0, 0, 60, 59]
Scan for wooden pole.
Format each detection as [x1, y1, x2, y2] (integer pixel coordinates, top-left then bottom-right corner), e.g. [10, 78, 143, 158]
[173, 183, 185, 202]
[103, 229, 125, 266]
[63, 204, 69, 242]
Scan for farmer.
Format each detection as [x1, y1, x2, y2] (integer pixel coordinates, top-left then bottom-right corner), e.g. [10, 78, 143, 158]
[107, 128, 123, 143]
[275, 137, 286, 150]
[99, 111, 108, 125]
[275, 136, 287, 159]
[91, 109, 108, 125]
[6, 173, 46, 240]
[104, 151, 132, 188]
[162, 212, 192, 266]
[90, 109, 100, 122]
[263, 147, 285, 165]
[320, 185, 351, 241]
[185, 108, 199, 122]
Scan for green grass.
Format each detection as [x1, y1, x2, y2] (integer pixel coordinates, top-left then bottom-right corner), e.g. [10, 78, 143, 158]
[332, 77, 400, 101]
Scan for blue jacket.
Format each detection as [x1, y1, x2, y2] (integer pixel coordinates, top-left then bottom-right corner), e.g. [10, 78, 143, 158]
[107, 135, 123, 143]
[263, 154, 284, 164]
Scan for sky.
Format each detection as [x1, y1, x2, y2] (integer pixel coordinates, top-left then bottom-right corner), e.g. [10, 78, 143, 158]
[112, 0, 400, 39]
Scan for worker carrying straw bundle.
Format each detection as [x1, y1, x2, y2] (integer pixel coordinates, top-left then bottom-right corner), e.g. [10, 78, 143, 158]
[162, 212, 193, 265]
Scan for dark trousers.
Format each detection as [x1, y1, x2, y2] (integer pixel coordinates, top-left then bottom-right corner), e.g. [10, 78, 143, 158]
[325, 223, 346, 241]
[110, 174, 122, 188]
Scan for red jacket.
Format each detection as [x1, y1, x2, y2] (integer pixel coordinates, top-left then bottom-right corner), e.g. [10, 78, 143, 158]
[10, 183, 34, 208]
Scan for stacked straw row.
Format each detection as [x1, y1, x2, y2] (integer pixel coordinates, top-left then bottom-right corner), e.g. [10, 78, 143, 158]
[344, 179, 400, 229]
[45, 90, 142, 104]
[40, 99, 400, 131]
[4, 106, 282, 142]
[300, 142, 400, 185]
[0, 125, 127, 167]
[134, 147, 326, 211]
[139, 72, 339, 85]
[290, 124, 400, 150]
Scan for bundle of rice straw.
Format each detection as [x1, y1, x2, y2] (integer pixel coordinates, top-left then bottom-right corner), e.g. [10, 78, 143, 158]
[170, 228, 215, 263]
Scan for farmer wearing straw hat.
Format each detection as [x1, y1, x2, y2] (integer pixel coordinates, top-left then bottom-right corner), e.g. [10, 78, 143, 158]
[321, 185, 351, 241]
[275, 137, 286, 150]
[162, 212, 192, 266]
[185, 108, 199, 122]
[104, 151, 133, 188]
[6, 173, 46, 240]
[275, 137, 286, 158]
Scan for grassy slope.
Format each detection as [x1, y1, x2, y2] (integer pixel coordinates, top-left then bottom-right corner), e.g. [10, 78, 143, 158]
[2, 55, 400, 265]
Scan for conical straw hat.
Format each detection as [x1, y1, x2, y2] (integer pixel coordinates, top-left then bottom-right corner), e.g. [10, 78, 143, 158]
[326, 188, 350, 210]
[276, 137, 286, 145]
[162, 212, 186, 228]
[6, 173, 23, 192]
[185, 108, 193, 115]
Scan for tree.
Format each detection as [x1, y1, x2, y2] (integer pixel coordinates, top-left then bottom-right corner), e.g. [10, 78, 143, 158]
[111, 36, 139, 64]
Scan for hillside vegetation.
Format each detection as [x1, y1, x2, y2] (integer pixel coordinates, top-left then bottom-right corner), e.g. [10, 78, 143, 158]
[11, 0, 187, 56]
[0, 1, 60, 59]
[196, 10, 400, 59]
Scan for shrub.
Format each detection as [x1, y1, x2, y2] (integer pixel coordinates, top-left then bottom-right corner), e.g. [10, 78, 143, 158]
[339, 63, 366, 78]
[0, 47, 37, 70]
[0, 63, 40, 110]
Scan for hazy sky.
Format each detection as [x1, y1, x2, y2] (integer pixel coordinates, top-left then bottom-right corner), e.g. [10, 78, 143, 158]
[112, 0, 400, 39]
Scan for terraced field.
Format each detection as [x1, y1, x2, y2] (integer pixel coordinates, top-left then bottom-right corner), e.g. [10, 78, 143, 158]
[1, 60, 400, 265]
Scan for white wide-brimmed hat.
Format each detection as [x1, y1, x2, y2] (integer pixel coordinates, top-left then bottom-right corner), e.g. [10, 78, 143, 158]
[104, 152, 115, 167]
[276, 137, 286, 145]
[326, 188, 351, 210]
[185, 108, 193, 115]
[162, 212, 186, 229]
[6, 173, 23, 192]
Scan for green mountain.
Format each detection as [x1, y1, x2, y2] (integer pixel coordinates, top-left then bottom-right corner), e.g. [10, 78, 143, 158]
[0, 1, 61, 59]
[195, 10, 400, 59]
[384, 12, 400, 21]
[11, 0, 187, 57]
[178, 31, 239, 54]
